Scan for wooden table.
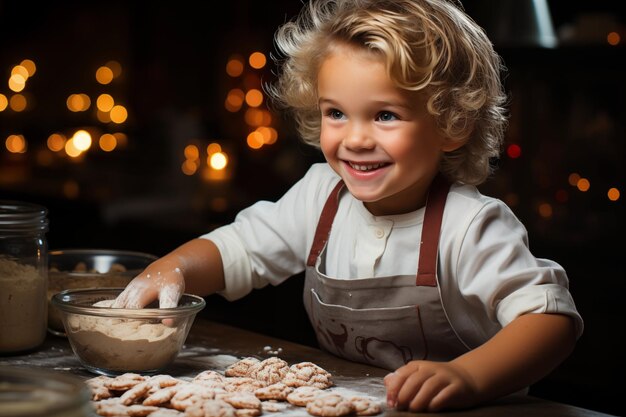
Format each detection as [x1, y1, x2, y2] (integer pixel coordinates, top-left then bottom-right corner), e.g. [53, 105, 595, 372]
[0, 318, 615, 417]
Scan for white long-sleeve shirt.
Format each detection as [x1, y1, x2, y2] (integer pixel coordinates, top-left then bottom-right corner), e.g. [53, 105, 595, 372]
[202, 163, 583, 348]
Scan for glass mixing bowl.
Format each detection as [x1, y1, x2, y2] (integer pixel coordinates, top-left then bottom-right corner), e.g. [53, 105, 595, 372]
[51, 288, 205, 376]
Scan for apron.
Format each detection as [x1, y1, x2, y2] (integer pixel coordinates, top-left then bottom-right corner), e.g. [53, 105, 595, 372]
[303, 174, 470, 370]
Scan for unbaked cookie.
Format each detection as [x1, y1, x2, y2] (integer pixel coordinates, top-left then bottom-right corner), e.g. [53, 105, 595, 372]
[350, 396, 383, 416]
[247, 357, 289, 385]
[254, 382, 293, 401]
[185, 399, 237, 417]
[286, 386, 322, 406]
[283, 362, 333, 389]
[224, 357, 261, 377]
[305, 393, 355, 417]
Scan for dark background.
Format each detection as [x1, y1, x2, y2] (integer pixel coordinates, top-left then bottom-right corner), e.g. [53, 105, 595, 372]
[1, 1, 624, 415]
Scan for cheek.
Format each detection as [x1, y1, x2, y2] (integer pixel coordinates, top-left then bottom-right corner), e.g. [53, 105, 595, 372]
[319, 127, 338, 155]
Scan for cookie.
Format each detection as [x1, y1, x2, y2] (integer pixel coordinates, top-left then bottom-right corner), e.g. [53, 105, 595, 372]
[305, 393, 355, 417]
[254, 382, 293, 401]
[85, 375, 114, 400]
[261, 400, 289, 413]
[142, 385, 179, 406]
[94, 397, 130, 416]
[170, 383, 215, 411]
[286, 386, 322, 406]
[184, 399, 237, 417]
[217, 392, 262, 410]
[120, 381, 150, 405]
[350, 396, 383, 415]
[247, 357, 289, 385]
[126, 404, 161, 416]
[224, 357, 261, 377]
[105, 373, 146, 391]
[283, 362, 333, 389]
[223, 377, 266, 393]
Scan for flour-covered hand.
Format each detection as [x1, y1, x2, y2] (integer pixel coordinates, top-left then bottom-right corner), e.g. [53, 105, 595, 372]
[113, 259, 185, 309]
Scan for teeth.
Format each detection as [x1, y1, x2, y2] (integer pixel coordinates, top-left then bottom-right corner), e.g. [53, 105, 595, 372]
[349, 162, 385, 171]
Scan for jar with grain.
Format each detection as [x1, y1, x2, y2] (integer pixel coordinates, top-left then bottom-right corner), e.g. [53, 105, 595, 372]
[0, 200, 49, 353]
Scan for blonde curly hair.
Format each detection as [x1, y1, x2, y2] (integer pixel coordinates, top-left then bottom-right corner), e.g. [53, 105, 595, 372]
[268, 0, 508, 185]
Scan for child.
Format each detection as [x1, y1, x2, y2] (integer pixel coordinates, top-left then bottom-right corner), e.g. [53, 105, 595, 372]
[114, 0, 583, 412]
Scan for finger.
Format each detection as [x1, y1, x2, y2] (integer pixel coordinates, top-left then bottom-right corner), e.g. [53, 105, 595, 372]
[408, 375, 448, 412]
[384, 372, 399, 408]
[159, 284, 183, 309]
[385, 364, 419, 409]
[117, 281, 156, 309]
[395, 366, 435, 411]
[111, 288, 129, 308]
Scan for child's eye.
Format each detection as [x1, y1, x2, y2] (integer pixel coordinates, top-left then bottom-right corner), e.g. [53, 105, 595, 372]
[377, 111, 398, 122]
[326, 109, 345, 120]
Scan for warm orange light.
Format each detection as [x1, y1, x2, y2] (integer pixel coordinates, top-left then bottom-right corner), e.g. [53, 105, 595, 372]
[226, 57, 244, 77]
[67, 94, 91, 112]
[96, 66, 114, 84]
[47, 133, 66, 152]
[607, 31, 621, 46]
[245, 89, 264, 107]
[20, 59, 37, 77]
[246, 131, 264, 149]
[11, 65, 29, 80]
[184, 144, 200, 160]
[106, 60, 122, 78]
[225, 89, 245, 112]
[99, 134, 117, 152]
[607, 187, 620, 201]
[576, 178, 590, 192]
[207, 142, 222, 155]
[97, 94, 114, 112]
[0, 94, 7, 111]
[9, 94, 27, 112]
[5, 135, 27, 153]
[181, 159, 198, 176]
[113, 132, 128, 148]
[554, 189, 568, 203]
[110, 105, 128, 123]
[249, 52, 267, 69]
[8, 74, 26, 92]
[568, 173, 581, 187]
[256, 126, 278, 144]
[64, 138, 82, 158]
[538, 203, 553, 218]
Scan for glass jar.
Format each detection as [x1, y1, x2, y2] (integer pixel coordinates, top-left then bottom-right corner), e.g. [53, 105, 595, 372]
[0, 200, 49, 353]
[0, 366, 96, 417]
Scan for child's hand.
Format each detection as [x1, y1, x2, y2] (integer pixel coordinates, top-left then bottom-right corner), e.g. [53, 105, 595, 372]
[112, 260, 185, 309]
[384, 360, 479, 412]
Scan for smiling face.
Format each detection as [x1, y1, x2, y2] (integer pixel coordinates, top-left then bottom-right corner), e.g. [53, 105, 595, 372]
[318, 44, 460, 216]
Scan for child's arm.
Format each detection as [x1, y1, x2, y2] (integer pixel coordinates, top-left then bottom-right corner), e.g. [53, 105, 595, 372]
[113, 238, 225, 308]
[384, 312, 577, 412]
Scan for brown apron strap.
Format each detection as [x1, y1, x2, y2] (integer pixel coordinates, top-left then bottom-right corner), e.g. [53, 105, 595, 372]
[307, 180, 345, 267]
[416, 174, 451, 286]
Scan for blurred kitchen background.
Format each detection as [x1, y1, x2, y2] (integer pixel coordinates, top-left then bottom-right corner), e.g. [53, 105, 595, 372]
[1, 1, 623, 415]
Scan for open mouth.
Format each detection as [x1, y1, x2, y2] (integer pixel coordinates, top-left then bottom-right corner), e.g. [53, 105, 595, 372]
[347, 161, 390, 172]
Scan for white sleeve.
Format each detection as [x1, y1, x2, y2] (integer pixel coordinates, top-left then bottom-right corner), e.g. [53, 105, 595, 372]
[455, 200, 584, 338]
[200, 163, 340, 301]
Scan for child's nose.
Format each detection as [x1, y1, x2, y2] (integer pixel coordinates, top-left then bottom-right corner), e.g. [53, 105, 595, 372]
[344, 123, 375, 149]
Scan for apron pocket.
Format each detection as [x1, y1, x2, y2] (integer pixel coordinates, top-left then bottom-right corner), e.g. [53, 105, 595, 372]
[308, 288, 427, 370]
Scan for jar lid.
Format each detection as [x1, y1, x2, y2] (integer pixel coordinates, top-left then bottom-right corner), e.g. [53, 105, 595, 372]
[0, 200, 49, 232]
